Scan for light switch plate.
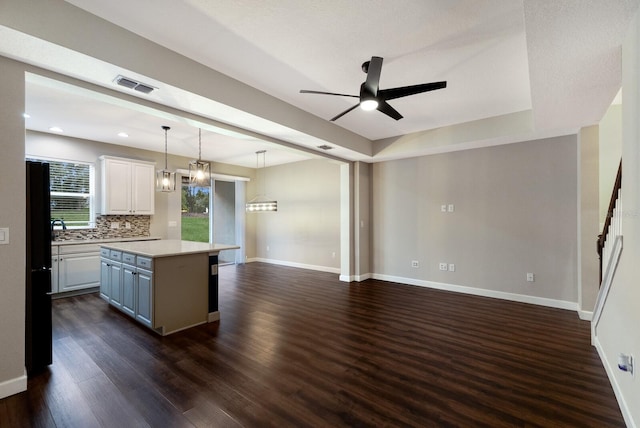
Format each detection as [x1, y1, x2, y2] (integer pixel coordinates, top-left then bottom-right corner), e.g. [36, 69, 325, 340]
[0, 227, 8, 244]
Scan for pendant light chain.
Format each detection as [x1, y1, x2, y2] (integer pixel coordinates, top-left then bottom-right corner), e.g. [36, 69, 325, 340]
[164, 126, 169, 170]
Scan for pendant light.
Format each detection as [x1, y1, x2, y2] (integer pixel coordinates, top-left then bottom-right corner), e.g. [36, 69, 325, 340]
[188, 128, 211, 187]
[246, 150, 277, 212]
[156, 125, 176, 192]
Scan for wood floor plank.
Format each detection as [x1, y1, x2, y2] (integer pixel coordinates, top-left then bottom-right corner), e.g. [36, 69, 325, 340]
[0, 262, 625, 427]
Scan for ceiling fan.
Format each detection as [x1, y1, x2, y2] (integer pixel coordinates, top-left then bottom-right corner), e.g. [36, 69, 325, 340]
[300, 56, 446, 121]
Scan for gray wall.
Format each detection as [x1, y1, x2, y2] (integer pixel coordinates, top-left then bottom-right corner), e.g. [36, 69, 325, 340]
[372, 135, 578, 303]
[253, 159, 342, 270]
[0, 55, 27, 395]
[579, 126, 600, 314]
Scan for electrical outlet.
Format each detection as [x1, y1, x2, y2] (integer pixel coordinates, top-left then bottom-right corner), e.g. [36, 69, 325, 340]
[332, 252, 336, 259]
[441, 204, 447, 212]
[448, 263, 455, 272]
[125, 222, 131, 229]
[526, 273, 535, 282]
[266, 245, 270, 252]
[448, 204, 455, 212]
[110, 222, 119, 229]
[439, 263, 448, 271]
[411, 260, 419, 268]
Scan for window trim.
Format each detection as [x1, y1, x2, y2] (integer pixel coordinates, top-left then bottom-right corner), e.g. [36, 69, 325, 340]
[26, 155, 96, 229]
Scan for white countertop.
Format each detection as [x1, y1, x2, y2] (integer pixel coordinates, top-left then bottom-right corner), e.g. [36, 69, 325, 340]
[100, 239, 240, 258]
[53, 236, 161, 246]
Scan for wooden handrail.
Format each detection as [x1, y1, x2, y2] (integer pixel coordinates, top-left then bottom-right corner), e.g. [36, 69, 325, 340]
[597, 159, 622, 285]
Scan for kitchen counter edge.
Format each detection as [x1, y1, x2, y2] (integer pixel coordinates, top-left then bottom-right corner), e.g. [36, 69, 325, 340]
[100, 239, 240, 258]
[53, 236, 162, 246]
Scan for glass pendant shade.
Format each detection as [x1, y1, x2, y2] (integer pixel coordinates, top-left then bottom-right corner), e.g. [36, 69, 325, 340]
[189, 160, 210, 186]
[189, 128, 211, 186]
[156, 169, 176, 192]
[246, 150, 278, 212]
[156, 125, 176, 192]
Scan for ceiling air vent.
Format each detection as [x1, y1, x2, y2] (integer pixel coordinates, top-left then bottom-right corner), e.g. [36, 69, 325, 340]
[317, 144, 333, 150]
[114, 75, 156, 94]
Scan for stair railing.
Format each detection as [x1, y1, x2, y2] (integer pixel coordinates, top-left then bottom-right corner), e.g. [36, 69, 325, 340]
[597, 160, 622, 285]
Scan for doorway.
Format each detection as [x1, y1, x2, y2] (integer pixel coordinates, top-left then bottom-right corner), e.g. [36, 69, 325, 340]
[180, 177, 238, 264]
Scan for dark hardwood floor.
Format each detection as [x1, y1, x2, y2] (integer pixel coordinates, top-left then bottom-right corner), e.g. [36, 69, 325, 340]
[1, 263, 624, 427]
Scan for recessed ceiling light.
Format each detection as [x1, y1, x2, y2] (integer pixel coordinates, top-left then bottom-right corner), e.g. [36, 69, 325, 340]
[49, 126, 64, 133]
[23, 113, 31, 119]
[117, 132, 129, 138]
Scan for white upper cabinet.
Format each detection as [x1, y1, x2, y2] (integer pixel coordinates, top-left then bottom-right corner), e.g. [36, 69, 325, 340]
[100, 156, 155, 215]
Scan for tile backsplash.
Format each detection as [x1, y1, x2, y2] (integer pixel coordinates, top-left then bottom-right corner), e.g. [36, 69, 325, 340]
[53, 215, 151, 241]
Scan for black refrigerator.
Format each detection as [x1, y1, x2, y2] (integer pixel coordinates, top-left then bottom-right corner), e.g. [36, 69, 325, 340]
[25, 160, 53, 375]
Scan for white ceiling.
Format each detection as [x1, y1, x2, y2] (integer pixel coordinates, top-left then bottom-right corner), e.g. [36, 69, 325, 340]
[3, 0, 639, 168]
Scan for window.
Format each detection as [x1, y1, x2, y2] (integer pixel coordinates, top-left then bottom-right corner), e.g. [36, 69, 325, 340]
[27, 157, 96, 228]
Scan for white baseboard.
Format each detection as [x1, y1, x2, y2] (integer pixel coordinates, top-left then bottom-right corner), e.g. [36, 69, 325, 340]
[578, 310, 593, 321]
[339, 273, 372, 282]
[372, 274, 579, 311]
[593, 336, 636, 428]
[0, 369, 27, 400]
[248, 258, 340, 274]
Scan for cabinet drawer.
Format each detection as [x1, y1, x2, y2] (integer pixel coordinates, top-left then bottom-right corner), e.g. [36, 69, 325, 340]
[122, 252, 136, 264]
[60, 243, 101, 254]
[137, 256, 152, 269]
[100, 247, 111, 258]
[109, 250, 122, 260]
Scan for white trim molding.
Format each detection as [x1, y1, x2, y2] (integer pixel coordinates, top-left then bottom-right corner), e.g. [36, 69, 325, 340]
[592, 235, 623, 342]
[372, 274, 579, 311]
[0, 369, 27, 400]
[339, 273, 371, 282]
[594, 336, 635, 428]
[578, 310, 593, 321]
[248, 258, 340, 274]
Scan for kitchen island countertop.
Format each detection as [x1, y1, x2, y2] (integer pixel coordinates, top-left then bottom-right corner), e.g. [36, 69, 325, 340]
[100, 239, 239, 258]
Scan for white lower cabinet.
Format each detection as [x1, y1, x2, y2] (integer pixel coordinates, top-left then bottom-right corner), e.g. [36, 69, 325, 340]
[52, 244, 101, 295]
[100, 250, 153, 328]
[52, 254, 59, 293]
[58, 253, 101, 293]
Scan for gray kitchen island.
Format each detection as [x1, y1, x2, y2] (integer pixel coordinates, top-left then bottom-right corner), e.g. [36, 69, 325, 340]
[100, 240, 239, 335]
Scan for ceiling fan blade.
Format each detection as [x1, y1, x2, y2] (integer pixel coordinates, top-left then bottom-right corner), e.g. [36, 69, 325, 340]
[378, 81, 447, 101]
[330, 104, 360, 121]
[300, 89, 359, 98]
[363, 56, 383, 96]
[377, 100, 403, 121]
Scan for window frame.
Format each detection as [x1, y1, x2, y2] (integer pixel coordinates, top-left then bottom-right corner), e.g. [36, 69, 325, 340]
[26, 155, 96, 229]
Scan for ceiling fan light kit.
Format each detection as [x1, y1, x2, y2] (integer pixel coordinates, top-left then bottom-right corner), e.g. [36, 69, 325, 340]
[301, 56, 446, 121]
[360, 99, 378, 111]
